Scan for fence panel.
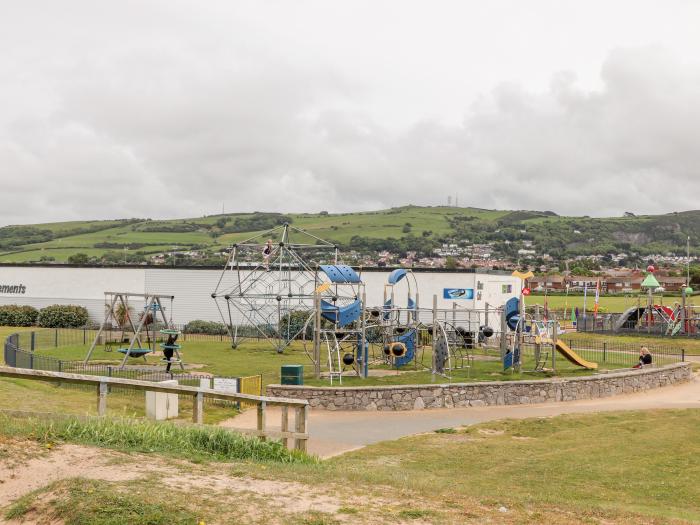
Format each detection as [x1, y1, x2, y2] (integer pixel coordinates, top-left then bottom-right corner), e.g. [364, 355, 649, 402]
[2, 331, 268, 408]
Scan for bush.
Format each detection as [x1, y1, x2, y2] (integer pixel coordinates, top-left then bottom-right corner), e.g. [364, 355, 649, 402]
[37, 305, 89, 328]
[0, 305, 38, 326]
[183, 319, 229, 335]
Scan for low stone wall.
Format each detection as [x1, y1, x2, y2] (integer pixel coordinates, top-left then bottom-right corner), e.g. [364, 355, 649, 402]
[267, 363, 693, 411]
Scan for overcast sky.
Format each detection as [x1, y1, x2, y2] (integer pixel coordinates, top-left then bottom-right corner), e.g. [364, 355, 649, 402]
[2, 0, 700, 226]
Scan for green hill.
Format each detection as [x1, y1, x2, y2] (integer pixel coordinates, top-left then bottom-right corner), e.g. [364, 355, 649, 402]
[0, 206, 698, 265]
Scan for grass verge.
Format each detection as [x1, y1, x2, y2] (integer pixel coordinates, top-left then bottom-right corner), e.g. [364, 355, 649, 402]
[0, 413, 313, 464]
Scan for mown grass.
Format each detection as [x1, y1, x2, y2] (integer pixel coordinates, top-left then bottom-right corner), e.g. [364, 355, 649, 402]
[0, 413, 313, 464]
[33, 338, 623, 387]
[317, 409, 700, 523]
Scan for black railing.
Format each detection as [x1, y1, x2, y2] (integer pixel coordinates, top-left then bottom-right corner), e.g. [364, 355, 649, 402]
[576, 313, 700, 338]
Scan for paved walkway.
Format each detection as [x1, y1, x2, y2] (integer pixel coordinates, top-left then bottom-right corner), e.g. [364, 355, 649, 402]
[222, 374, 700, 458]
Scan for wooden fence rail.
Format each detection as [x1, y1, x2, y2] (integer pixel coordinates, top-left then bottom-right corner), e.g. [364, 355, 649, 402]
[0, 366, 309, 451]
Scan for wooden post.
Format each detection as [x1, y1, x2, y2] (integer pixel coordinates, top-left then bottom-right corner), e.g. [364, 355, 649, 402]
[257, 400, 267, 441]
[193, 391, 204, 424]
[280, 405, 289, 448]
[97, 382, 108, 416]
[294, 405, 308, 452]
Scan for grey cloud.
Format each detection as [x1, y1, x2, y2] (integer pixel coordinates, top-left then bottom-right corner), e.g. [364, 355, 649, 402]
[1, 36, 699, 225]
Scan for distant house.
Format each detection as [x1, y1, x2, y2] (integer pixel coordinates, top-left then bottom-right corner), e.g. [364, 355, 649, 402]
[656, 275, 687, 292]
[530, 275, 567, 291]
[605, 277, 636, 293]
[568, 276, 602, 292]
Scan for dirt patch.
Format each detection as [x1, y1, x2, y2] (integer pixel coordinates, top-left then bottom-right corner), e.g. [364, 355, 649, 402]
[0, 442, 151, 505]
[161, 473, 341, 514]
[477, 428, 505, 436]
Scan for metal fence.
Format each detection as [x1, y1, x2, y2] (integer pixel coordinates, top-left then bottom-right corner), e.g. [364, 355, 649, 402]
[2, 332, 262, 404]
[576, 312, 700, 338]
[545, 336, 683, 368]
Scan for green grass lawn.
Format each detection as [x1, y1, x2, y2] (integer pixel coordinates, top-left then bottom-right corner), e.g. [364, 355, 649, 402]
[21, 334, 657, 388]
[322, 409, 700, 523]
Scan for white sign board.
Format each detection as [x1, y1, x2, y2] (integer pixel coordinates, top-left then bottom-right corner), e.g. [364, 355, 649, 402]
[212, 377, 239, 393]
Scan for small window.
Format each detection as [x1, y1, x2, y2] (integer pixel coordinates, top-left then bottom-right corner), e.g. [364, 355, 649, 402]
[502, 284, 513, 294]
[477, 281, 484, 290]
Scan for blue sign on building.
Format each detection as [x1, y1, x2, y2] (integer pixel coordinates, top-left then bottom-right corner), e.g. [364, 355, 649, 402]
[443, 288, 474, 300]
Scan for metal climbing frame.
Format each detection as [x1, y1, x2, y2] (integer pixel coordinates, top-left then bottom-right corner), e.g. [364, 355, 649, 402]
[212, 223, 340, 353]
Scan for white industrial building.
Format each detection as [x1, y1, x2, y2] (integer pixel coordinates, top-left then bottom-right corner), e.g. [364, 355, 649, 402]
[0, 265, 520, 325]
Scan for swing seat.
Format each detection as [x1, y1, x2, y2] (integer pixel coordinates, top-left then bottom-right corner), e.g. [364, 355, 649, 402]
[159, 343, 181, 350]
[117, 348, 151, 358]
[160, 329, 180, 336]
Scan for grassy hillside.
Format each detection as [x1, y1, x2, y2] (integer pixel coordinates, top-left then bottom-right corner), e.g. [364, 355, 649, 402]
[0, 206, 699, 264]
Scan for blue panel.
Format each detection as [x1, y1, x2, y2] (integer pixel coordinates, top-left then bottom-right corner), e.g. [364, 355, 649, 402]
[320, 264, 361, 283]
[394, 329, 416, 367]
[503, 350, 513, 370]
[388, 268, 407, 285]
[505, 297, 520, 331]
[443, 288, 474, 300]
[320, 299, 362, 327]
[336, 265, 361, 283]
[320, 265, 344, 283]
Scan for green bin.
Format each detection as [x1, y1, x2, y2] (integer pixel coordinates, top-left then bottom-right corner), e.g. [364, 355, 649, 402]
[281, 364, 304, 385]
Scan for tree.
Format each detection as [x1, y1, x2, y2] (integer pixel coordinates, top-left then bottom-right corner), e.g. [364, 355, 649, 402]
[445, 256, 458, 270]
[67, 253, 90, 265]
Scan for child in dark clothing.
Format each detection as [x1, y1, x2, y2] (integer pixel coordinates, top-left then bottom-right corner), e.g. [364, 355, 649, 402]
[163, 333, 179, 372]
[633, 347, 652, 368]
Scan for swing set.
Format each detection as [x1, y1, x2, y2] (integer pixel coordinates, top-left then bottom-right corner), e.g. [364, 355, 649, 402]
[83, 292, 184, 370]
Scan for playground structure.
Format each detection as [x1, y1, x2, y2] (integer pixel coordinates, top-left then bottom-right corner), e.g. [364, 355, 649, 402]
[84, 292, 183, 370]
[576, 266, 699, 337]
[211, 223, 345, 353]
[502, 296, 597, 372]
[211, 230, 604, 382]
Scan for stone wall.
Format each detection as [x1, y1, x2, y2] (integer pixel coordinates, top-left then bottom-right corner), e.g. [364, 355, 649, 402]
[267, 363, 692, 411]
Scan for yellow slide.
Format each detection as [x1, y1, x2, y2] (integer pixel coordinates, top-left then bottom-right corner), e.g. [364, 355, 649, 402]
[537, 338, 598, 369]
[554, 340, 598, 369]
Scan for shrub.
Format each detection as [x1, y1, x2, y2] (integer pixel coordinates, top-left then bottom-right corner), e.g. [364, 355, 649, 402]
[37, 305, 89, 328]
[183, 319, 229, 335]
[0, 305, 38, 326]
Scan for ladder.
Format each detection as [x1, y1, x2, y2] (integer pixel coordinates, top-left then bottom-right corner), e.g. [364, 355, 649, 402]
[324, 332, 343, 385]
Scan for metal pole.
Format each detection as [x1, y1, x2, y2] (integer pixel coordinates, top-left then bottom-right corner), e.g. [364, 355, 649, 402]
[551, 320, 557, 373]
[361, 289, 367, 378]
[432, 294, 437, 379]
[313, 292, 321, 379]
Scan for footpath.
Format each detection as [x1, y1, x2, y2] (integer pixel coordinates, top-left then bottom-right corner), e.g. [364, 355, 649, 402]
[223, 373, 700, 457]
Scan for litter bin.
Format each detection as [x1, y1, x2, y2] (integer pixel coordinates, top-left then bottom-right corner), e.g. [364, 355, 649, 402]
[281, 364, 304, 385]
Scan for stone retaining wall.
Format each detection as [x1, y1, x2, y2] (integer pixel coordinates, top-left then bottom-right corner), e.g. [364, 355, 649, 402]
[267, 363, 692, 411]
